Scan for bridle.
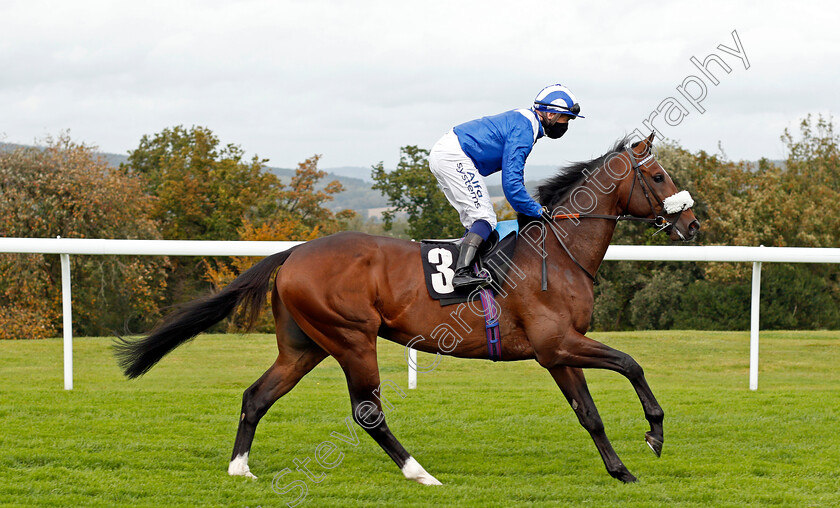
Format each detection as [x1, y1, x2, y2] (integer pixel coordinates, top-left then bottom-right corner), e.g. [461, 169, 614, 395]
[540, 145, 687, 284]
[624, 147, 684, 234]
[552, 147, 679, 229]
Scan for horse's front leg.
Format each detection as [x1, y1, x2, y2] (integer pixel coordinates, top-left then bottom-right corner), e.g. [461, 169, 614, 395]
[535, 329, 664, 458]
[548, 365, 637, 482]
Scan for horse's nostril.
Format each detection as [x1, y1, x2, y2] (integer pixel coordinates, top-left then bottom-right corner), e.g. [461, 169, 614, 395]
[685, 220, 700, 239]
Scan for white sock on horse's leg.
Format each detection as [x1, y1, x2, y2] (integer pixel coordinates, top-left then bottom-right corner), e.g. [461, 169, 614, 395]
[228, 452, 257, 479]
[401, 456, 442, 485]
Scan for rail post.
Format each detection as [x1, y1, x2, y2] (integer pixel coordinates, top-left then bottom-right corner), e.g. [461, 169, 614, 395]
[749, 245, 764, 391]
[60, 252, 73, 390]
[408, 348, 417, 389]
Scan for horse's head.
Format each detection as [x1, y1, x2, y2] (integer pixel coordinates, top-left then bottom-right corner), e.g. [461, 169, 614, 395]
[617, 133, 700, 241]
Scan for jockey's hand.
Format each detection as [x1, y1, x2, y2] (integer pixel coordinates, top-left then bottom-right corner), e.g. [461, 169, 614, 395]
[540, 206, 554, 221]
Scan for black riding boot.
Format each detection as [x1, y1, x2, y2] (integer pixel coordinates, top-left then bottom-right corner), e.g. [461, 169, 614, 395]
[452, 232, 490, 289]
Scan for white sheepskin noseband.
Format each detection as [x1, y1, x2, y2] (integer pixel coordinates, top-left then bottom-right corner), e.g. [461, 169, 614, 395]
[663, 190, 694, 214]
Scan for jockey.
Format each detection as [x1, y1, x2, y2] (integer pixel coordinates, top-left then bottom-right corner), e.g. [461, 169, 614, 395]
[429, 84, 584, 288]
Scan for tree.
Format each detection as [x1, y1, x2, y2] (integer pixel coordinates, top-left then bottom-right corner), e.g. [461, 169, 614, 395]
[687, 114, 839, 250]
[123, 126, 354, 308]
[0, 134, 167, 339]
[591, 117, 840, 331]
[277, 154, 356, 234]
[371, 145, 463, 240]
[124, 125, 282, 241]
[201, 154, 356, 332]
[124, 127, 354, 241]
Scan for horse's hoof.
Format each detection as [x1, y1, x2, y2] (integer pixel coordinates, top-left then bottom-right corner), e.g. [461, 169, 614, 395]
[610, 469, 637, 483]
[229, 470, 258, 479]
[415, 475, 443, 486]
[228, 469, 258, 480]
[645, 432, 663, 457]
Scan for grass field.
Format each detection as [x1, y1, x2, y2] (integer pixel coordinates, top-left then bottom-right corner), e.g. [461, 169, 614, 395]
[1, 330, 839, 507]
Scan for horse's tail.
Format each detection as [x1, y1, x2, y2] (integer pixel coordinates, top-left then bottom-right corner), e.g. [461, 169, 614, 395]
[114, 246, 298, 379]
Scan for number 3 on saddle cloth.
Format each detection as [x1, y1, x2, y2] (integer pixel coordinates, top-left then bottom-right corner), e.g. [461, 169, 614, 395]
[419, 220, 519, 361]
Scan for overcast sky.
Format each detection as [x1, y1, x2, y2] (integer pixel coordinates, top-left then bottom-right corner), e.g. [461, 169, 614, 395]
[1, 0, 838, 174]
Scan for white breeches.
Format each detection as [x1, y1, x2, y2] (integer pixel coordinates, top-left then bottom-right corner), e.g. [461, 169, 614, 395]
[428, 130, 497, 229]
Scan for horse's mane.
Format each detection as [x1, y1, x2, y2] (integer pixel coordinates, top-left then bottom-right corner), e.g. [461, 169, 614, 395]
[536, 136, 633, 209]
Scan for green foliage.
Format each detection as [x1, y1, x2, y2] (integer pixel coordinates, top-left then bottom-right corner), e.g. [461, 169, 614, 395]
[759, 264, 840, 329]
[0, 126, 356, 339]
[124, 125, 281, 241]
[672, 279, 751, 330]
[124, 127, 353, 241]
[0, 134, 167, 338]
[371, 145, 463, 240]
[668, 264, 840, 331]
[689, 114, 840, 249]
[123, 126, 355, 313]
[278, 154, 356, 233]
[123, 125, 274, 308]
[592, 115, 840, 331]
[627, 268, 693, 330]
[202, 154, 356, 333]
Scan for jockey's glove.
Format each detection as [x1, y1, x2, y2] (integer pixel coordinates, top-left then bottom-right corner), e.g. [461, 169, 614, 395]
[540, 206, 554, 222]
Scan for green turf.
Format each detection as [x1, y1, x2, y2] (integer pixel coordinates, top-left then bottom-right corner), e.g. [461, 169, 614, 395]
[1, 330, 839, 507]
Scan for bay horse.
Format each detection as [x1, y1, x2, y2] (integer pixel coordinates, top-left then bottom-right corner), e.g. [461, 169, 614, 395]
[115, 133, 699, 485]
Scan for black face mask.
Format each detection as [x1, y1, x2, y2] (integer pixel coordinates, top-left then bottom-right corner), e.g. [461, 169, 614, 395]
[543, 121, 568, 139]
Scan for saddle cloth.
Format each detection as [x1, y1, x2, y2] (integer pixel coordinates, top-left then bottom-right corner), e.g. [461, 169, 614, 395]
[420, 220, 518, 306]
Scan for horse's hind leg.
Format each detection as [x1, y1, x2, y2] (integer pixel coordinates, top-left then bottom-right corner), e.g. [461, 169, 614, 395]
[338, 343, 442, 486]
[228, 348, 326, 478]
[548, 366, 636, 483]
[228, 299, 327, 478]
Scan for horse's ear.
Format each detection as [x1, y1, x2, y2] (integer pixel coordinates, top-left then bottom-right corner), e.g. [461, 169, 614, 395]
[636, 131, 655, 155]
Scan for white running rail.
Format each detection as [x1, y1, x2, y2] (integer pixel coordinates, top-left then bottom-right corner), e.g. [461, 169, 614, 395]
[2, 237, 838, 391]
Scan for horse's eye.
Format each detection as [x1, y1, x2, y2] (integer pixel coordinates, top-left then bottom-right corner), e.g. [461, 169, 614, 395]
[653, 174, 665, 183]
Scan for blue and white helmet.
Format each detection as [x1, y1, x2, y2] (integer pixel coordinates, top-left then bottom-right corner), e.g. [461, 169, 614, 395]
[534, 84, 584, 118]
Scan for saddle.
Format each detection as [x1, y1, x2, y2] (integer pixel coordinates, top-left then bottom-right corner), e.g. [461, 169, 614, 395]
[420, 220, 518, 306]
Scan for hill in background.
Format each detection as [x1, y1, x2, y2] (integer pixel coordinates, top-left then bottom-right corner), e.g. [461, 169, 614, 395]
[0, 142, 554, 217]
[95, 150, 394, 214]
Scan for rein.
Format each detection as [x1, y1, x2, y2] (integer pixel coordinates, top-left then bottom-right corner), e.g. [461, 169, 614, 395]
[542, 218, 597, 282]
[540, 147, 682, 287]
